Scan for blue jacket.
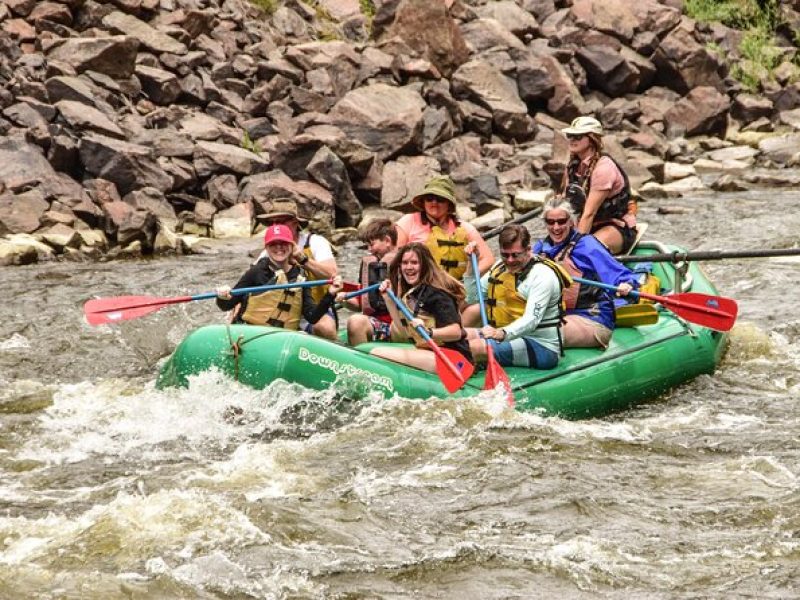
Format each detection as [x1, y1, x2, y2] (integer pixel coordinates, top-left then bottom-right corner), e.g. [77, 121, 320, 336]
[534, 231, 639, 329]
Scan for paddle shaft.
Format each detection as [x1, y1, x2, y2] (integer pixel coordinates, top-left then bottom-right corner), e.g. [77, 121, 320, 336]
[572, 277, 733, 319]
[92, 279, 332, 315]
[386, 290, 464, 381]
[343, 283, 381, 300]
[483, 207, 543, 240]
[618, 248, 800, 263]
[470, 253, 490, 325]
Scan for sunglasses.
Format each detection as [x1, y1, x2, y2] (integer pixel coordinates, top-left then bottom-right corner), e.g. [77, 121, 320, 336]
[544, 217, 570, 226]
[423, 196, 450, 204]
[566, 133, 585, 141]
[500, 250, 528, 260]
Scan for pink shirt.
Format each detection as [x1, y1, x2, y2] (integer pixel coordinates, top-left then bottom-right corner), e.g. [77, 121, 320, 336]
[396, 212, 485, 246]
[583, 155, 625, 196]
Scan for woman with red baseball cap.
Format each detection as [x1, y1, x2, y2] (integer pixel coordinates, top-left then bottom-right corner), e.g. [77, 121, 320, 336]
[216, 224, 343, 331]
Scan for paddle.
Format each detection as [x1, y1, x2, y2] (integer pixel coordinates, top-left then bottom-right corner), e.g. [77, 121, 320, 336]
[84, 279, 333, 326]
[344, 283, 380, 300]
[470, 253, 514, 405]
[385, 290, 474, 393]
[617, 247, 800, 263]
[572, 277, 737, 332]
[483, 207, 543, 240]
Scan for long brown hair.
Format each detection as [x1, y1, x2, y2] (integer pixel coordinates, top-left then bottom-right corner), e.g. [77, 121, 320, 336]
[389, 243, 465, 304]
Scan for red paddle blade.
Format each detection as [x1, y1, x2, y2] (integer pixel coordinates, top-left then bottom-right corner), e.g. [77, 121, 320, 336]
[435, 347, 475, 393]
[659, 292, 738, 332]
[342, 281, 360, 293]
[84, 295, 177, 326]
[483, 345, 514, 406]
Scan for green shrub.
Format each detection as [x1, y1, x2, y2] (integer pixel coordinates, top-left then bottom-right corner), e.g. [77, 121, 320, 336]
[241, 131, 262, 156]
[685, 0, 784, 91]
[359, 0, 375, 18]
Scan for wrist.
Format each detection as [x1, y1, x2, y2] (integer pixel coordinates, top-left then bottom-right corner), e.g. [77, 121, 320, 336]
[298, 254, 309, 265]
[496, 328, 506, 341]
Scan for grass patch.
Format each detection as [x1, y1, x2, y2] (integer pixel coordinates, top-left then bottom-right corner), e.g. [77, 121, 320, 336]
[359, 0, 375, 19]
[685, 0, 786, 91]
[249, 0, 278, 15]
[241, 131, 262, 156]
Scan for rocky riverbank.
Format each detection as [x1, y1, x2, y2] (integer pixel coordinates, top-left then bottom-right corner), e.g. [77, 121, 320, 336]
[1, 0, 800, 265]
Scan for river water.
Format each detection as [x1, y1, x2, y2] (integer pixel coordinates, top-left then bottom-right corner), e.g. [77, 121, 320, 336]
[1, 189, 799, 598]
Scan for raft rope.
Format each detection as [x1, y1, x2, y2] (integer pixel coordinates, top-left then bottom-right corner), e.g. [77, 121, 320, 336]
[224, 326, 281, 381]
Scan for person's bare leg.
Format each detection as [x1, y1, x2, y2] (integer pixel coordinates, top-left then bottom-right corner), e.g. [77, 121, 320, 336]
[369, 346, 437, 372]
[461, 303, 483, 327]
[346, 314, 373, 346]
[592, 225, 624, 254]
[311, 314, 337, 340]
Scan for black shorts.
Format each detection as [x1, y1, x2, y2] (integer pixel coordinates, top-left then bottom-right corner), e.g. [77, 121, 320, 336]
[594, 223, 637, 254]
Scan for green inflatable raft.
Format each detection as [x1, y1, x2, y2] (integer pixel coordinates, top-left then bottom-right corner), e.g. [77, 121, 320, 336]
[157, 242, 729, 419]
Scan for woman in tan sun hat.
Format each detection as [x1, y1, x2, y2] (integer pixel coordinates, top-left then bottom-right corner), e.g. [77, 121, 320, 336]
[558, 116, 638, 254]
[395, 175, 494, 279]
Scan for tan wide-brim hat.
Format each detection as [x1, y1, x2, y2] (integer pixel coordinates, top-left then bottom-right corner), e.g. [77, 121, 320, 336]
[561, 116, 603, 136]
[260, 198, 309, 226]
[411, 175, 457, 213]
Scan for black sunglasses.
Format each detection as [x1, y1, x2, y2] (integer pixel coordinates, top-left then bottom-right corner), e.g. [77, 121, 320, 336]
[566, 133, 585, 141]
[544, 217, 570, 226]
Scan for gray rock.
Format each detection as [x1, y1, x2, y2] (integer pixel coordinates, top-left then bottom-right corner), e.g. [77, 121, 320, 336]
[193, 141, 269, 178]
[330, 83, 427, 160]
[79, 133, 173, 195]
[306, 146, 363, 227]
[135, 65, 182, 106]
[45, 36, 139, 78]
[55, 100, 125, 138]
[102, 11, 188, 55]
[381, 155, 441, 210]
[0, 189, 49, 234]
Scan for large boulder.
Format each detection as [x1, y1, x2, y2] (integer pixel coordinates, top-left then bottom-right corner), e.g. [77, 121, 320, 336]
[79, 133, 173, 196]
[452, 59, 534, 140]
[102, 11, 188, 55]
[0, 138, 58, 191]
[475, 1, 539, 39]
[652, 21, 726, 94]
[193, 141, 269, 178]
[576, 45, 641, 97]
[239, 171, 336, 235]
[329, 83, 427, 160]
[571, 0, 638, 43]
[44, 36, 139, 78]
[0, 189, 48, 234]
[381, 155, 441, 210]
[306, 146, 363, 227]
[380, 0, 469, 77]
[664, 87, 730, 137]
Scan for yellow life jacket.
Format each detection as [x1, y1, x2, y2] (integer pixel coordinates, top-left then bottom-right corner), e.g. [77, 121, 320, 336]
[240, 269, 303, 330]
[303, 233, 336, 305]
[486, 257, 572, 328]
[390, 286, 437, 348]
[426, 224, 469, 280]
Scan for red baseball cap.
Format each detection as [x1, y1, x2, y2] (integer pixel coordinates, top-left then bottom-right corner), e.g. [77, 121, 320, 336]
[264, 224, 295, 245]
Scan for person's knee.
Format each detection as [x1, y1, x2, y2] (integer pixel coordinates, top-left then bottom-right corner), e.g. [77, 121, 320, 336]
[313, 316, 337, 339]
